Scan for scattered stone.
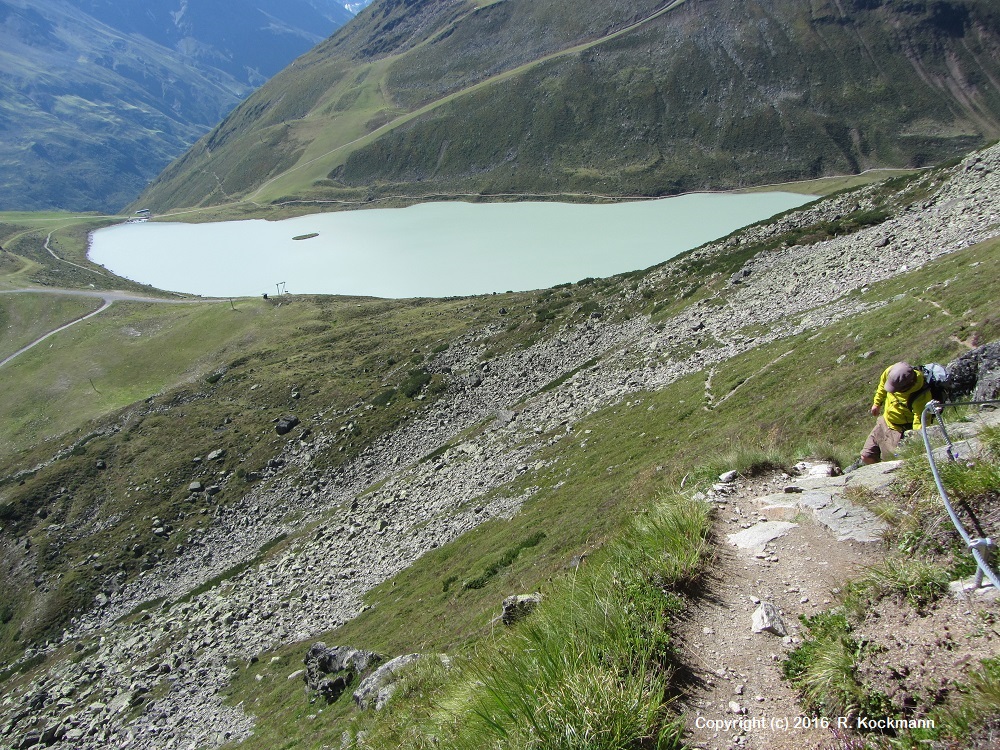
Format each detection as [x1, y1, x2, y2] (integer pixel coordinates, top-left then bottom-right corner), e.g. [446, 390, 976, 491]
[752, 602, 787, 637]
[719, 470, 738, 483]
[949, 577, 1000, 602]
[188, 481, 204, 493]
[207, 449, 225, 462]
[727, 522, 797, 553]
[792, 461, 840, 478]
[353, 653, 423, 710]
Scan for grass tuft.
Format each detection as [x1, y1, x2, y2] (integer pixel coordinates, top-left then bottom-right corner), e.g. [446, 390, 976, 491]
[843, 558, 950, 616]
[782, 611, 890, 721]
[339, 490, 710, 749]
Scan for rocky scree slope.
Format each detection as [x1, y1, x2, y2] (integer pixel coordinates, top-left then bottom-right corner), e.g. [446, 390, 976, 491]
[2, 145, 1000, 748]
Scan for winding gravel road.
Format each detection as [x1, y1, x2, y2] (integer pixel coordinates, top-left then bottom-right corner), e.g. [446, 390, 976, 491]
[0, 287, 220, 368]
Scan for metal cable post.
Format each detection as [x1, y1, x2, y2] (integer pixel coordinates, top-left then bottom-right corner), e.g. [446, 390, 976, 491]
[931, 402, 958, 462]
[920, 400, 1000, 592]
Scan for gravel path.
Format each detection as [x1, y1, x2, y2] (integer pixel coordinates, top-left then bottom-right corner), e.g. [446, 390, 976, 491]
[676, 467, 880, 750]
[0, 287, 222, 368]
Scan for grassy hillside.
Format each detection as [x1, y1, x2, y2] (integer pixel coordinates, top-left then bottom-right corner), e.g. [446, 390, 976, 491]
[1, 149, 998, 748]
[0, 212, 173, 292]
[214, 236, 1000, 750]
[137, 0, 1000, 214]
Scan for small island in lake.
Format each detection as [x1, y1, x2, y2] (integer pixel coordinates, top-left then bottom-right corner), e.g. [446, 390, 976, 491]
[292, 233, 319, 241]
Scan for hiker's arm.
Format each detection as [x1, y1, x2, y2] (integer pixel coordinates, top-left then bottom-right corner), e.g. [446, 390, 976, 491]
[871, 368, 889, 416]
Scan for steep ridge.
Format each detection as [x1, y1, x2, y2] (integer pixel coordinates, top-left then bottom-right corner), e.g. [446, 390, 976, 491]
[2, 143, 998, 748]
[137, 0, 1000, 213]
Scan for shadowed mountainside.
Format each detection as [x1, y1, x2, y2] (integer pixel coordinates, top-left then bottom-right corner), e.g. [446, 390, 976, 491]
[137, 0, 1000, 213]
[0, 0, 358, 212]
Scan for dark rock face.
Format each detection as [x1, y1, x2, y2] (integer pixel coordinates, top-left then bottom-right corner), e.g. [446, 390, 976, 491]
[303, 643, 382, 703]
[500, 593, 542, 626]
[947, 342, 1000, 401]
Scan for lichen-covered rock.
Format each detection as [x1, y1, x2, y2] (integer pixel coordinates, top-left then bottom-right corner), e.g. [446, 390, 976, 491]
[353, 653, 422, 710]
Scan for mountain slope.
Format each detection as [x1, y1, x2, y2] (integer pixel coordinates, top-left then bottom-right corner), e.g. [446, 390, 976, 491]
[0, 0, 357, 212]
[2, 143, 999, 748]
[138, 0, 1000, 213]
[66, 0, 357, 86]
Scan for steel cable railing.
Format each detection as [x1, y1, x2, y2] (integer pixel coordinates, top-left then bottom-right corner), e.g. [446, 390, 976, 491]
[920, 399, 1000, 592]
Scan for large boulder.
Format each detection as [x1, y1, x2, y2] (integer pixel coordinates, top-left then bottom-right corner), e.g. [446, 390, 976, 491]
[947, 342, 1000, 401]
[275, 414, 300, 435]
[303, 643, 381, 703]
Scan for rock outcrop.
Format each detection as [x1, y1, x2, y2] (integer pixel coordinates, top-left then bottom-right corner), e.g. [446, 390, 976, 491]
[500, 593, 543, 626]
[304, 644, 382, 703]
[353, 654, 423, 710]
[947, 342, 1000, 402]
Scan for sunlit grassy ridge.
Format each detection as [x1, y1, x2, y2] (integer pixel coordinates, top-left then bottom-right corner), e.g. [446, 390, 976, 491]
[202, 236, 1000, 749]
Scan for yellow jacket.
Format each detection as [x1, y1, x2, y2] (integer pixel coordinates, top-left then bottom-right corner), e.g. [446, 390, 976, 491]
[873, 366, 931, 432]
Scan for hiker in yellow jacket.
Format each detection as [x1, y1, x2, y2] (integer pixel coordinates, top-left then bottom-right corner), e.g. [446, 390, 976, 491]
[859, 362, 933, 465]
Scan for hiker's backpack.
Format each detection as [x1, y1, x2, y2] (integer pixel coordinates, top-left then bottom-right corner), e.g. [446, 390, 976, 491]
[908, 363, 951, 407]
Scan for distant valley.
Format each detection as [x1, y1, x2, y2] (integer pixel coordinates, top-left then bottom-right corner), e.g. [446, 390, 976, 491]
[0, 0, 367, 212]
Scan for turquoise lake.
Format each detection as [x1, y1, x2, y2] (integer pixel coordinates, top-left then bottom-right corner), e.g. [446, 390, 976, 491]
[88, 194, 814, 298]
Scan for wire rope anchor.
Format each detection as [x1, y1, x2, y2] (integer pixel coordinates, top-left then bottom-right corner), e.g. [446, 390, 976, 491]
[921, 399, 1000, 592]
[968, 538, 996, 591]
[929, 400, 959, 462]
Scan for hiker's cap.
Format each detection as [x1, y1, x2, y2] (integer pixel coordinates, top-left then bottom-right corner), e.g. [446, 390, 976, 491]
[885, 362, 916, 393]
